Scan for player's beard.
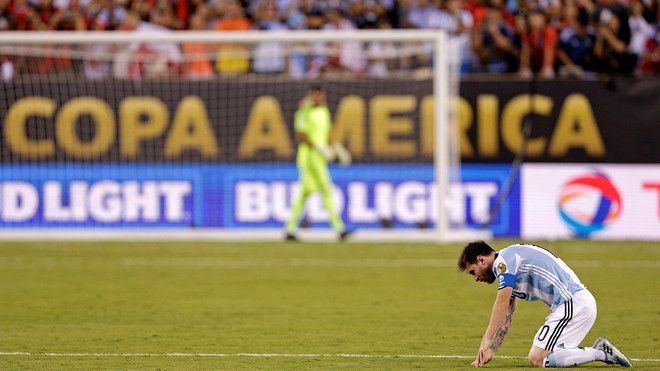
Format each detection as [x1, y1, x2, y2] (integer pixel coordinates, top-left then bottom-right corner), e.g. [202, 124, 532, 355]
[484, 270, 496, 284]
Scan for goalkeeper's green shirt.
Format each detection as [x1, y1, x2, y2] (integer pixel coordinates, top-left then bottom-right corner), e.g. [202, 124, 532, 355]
[294, 103, 331, 165]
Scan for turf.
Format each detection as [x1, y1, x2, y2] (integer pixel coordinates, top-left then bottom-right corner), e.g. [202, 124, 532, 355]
[0, 240, 658, 369]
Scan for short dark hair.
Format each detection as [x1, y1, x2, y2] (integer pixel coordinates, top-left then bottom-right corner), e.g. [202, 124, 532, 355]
[309, 85, 324, 92]
[457, 241, 495, 271]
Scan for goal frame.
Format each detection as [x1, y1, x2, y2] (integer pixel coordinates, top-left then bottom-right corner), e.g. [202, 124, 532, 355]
[0, 30, 491, 243]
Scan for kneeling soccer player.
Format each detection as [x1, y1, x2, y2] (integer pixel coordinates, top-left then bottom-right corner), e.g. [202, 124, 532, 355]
[458, 241, 632, 368]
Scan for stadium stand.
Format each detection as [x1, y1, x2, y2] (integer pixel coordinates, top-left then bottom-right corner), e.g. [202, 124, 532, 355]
[0, 0, 657, 79]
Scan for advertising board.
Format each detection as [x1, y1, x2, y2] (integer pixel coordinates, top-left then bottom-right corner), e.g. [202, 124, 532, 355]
[0, 164, 519, 236]
[522, 164, 660, 240]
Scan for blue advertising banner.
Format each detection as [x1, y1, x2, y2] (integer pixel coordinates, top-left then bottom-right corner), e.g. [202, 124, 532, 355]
[222, 164, 519, 236]
[0, 164, 520, 236]
[0, 165, 202, 227]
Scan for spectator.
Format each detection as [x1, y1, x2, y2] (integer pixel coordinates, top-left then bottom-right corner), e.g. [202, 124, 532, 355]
[628, 0, 654, 64]
[113, 11, 183, 79]
[11, 0, 49, 30]
[322, 8, 367, 76]
[49, 6, 86, 31]
[466, 0, 488, 28]
[471, 0, 513, 28]
[366, 0, 396, 25]
[538, 0, 562, 26]
[302, 4, 327, 77]
[33, 0, 56, 28]
[113, 11, 142, 78]
[214, 0, 251, 75]
[83, 17, 113, 79]
[252, 1, 287, 73]
[430, 0, 474, 72]
[281, 0, 305, 29]
[348, 0, 372, 28]
[130, 0, 151, 22]
[90, 0, 128, 30]
[1, 0, 14, 81]
[432, 0, 473, 36]
[295, 0, 326, 28]
[191, 2, 213, 28]
[638, 26, 659, 73]
[519, 9, 558, 78]
[29, 1, 85, 75]
[183, 13, 214, 79]
[280, 0, 309, 78]
[593, 7, 638, 75]
[365, 16, 399, 77]
[407, 0, 441, 29]
[557, 3, 596, 77]
[471, 1, 518, 73]
[173, 0, 207, 29]
[150, 0, 182, 30]
[348, 0, 393, 29]
[0, 0, 15, 30]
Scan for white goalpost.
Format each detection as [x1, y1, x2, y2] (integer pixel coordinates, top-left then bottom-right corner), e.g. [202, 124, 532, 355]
[0, 30, 490, 243]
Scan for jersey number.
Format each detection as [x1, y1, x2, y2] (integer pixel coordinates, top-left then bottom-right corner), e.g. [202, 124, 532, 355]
[537, 325, 550, 342]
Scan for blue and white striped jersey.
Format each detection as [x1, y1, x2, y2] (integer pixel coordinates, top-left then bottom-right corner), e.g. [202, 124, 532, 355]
[493, 244, 585, 309]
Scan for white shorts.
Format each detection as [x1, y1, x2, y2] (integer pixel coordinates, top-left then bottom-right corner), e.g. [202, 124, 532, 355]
[532, 289, 597, 351]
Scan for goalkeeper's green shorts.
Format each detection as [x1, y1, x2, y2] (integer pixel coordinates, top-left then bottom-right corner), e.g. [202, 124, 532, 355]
[298, 153, 332, 193]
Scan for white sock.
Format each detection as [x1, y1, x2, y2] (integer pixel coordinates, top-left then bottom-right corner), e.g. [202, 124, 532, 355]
[543, 347, 606, 367]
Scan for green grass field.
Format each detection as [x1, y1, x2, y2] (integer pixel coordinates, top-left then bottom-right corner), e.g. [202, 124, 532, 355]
[0, 240, 658, 369]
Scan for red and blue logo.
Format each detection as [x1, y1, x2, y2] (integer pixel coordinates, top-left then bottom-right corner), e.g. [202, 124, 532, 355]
[558, 172, 622, 237]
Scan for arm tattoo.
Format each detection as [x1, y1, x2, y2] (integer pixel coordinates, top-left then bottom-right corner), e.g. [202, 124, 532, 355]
[488, 297, 516, 352]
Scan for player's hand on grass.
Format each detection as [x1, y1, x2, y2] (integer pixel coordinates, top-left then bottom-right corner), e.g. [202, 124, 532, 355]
[472, 348, 494, 367]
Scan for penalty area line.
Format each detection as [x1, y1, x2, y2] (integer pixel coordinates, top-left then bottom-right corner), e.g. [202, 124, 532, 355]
[0, 352, 658, 362]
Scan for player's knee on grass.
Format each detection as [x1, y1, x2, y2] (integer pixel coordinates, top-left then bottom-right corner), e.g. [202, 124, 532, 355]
[528, 346, 550, 367]
[528, 354, 544, 367]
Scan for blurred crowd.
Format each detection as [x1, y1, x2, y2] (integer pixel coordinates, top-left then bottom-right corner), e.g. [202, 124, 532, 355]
[0, 0, 658, 79]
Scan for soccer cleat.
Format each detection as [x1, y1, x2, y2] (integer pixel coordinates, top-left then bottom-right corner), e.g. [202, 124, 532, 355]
[285, 233, 298, 242]
[339, 229, 354, 242]
[593, 337, 632, 367]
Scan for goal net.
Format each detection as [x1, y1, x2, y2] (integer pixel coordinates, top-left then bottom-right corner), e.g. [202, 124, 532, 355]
[0, 30, 490, 242]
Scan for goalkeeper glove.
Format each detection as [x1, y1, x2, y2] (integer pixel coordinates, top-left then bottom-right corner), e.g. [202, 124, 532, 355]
[314, 144, 335, 161]
[332, 143, 352, 166]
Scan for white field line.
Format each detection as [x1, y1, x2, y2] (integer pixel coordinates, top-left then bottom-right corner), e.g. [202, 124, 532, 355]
[1, 257, 659, 269]
[0, 352, 658, 362]
[0, 229, 443, 243]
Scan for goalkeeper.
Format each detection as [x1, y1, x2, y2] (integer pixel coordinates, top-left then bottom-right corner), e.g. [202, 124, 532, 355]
[285, 86, 351, 241]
